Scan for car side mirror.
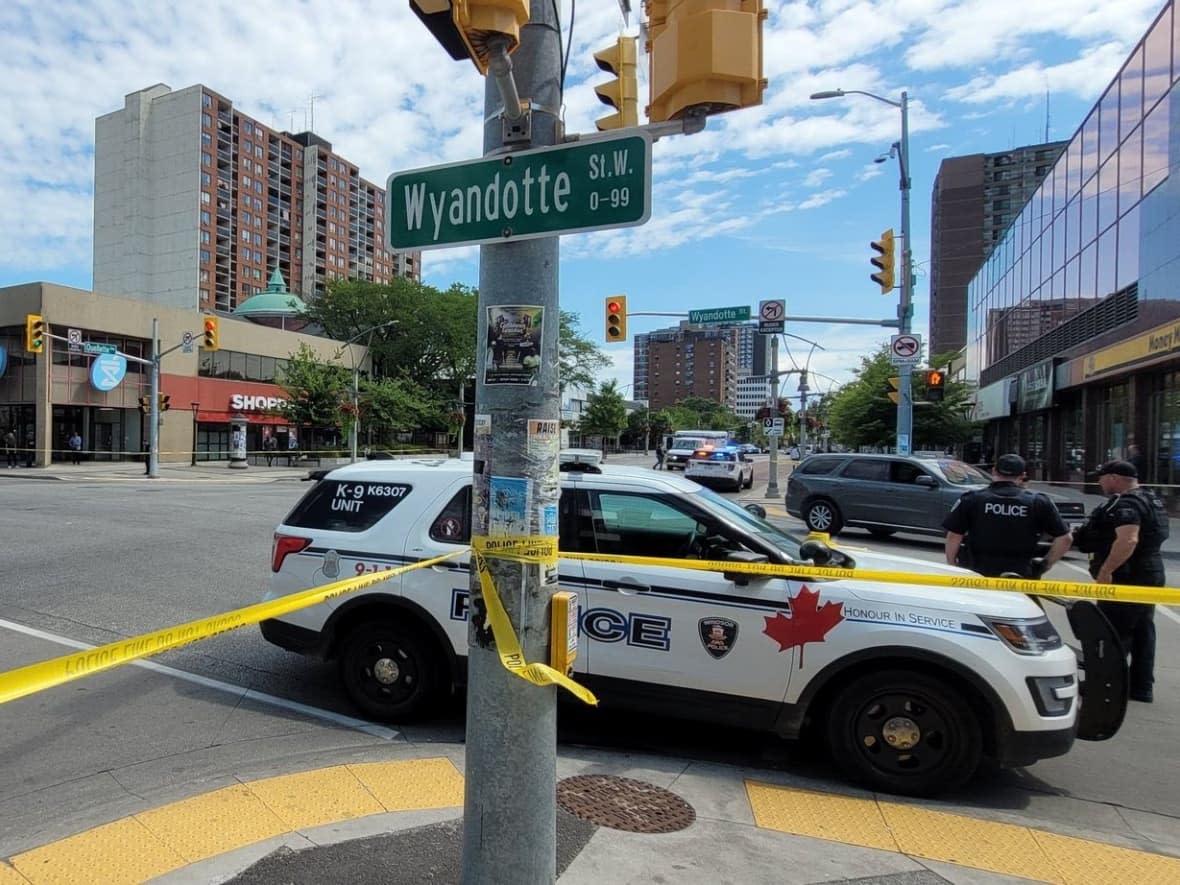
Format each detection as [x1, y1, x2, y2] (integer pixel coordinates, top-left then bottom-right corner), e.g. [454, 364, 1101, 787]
[798, 539, 856, 569]
[915, 475, 937, 487]
[743, 503, 767, 519]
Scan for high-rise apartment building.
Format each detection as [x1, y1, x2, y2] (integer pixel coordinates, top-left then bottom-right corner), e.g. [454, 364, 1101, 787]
[929, 141, 1065, 355]
[634, 324, 740, 411]
[93, 84, 420, 312]
[633, 322, 767, 405]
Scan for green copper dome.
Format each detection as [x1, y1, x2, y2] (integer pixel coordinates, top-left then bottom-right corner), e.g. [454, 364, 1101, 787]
[233, 269, 308, 318]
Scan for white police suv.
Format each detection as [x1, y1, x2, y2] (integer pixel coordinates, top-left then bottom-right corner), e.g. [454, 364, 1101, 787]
[261, 457, 1123, 796]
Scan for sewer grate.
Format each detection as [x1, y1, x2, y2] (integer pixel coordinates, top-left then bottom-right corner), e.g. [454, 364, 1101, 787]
[556, 774, 696, 834]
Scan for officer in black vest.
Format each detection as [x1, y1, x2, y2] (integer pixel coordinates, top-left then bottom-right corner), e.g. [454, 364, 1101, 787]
[943, 454, 1072, 578]
[1075, 459, 1166, 703]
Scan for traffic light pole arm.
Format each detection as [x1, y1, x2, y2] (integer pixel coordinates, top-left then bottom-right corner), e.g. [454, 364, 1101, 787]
[563, 107, 707, 145]
[627, 311, 898, 326]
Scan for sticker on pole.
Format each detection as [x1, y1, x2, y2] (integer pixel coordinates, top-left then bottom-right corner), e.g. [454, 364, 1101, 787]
[890, 333, 922, 366]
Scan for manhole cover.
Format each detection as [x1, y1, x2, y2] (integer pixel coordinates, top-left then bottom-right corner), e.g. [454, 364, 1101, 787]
[556, 774, 695, 833]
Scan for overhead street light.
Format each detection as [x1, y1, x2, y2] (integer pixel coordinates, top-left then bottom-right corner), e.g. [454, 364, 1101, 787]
[811, 87, 914, 455]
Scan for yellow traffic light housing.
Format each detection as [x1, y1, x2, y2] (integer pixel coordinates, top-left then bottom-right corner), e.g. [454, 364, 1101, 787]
[25, 314, 46, 353]
[871, 229, 896, 294]
[886, 376, 900, 405]
[202, 315, 220, 351]
[594, 36, 639, 131]
[139, 395, 152, 415]
[159, 393, 172, 412]
[645, 0, 768, 123]
[409, 0, 529, 74]
[605, 295, 628, 342]
[925, 370, 946, 403]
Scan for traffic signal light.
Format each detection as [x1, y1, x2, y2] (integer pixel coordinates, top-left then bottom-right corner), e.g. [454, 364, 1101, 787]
[886, 376, 900, 405]
[605, 295, 628, 342]
[25, 314, 45, 353]
[646, 0, 768, 123]
[201, 315, 220, 350]
[139, 396, 152, 415]
[871, 229, 895, 294]
[408, 1, 530, 74]
[925, 369, 946, 403]
[159, 393, 172, 412]
[593, 36, 639, 131]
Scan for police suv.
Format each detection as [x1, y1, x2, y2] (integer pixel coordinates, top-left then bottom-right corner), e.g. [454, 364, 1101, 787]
[261, 458, 1122, 797]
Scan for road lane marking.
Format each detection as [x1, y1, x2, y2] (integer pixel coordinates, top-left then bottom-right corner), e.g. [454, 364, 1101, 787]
[746, 780, 1180, 884]
[0, 618, 397, 740]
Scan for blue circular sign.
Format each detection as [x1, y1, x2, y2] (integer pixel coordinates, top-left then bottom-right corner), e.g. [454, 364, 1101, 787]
[89, 353, 128, 391]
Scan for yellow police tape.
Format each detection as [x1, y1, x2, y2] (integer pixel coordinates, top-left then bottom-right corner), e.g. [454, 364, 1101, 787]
[0, 551, 464, 707]
[471, 536, 597, 706]
[563, 551, 1180, 606]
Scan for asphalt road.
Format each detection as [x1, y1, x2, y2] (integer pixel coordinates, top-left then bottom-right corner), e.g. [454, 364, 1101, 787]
[0, 460, 1177, 854]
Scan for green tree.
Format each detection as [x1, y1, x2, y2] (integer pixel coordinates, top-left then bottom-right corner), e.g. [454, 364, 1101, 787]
[276, 343, 350, 435]
[559, 310, 611, 394]
[580, 380, 628, 452]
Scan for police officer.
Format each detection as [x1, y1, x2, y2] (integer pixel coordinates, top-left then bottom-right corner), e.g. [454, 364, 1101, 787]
[943, 454, 1072, 578]
[1076, 460, 1166, 703]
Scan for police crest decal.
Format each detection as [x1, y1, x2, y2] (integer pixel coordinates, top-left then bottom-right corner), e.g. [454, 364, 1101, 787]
[699, 617, 738, 659]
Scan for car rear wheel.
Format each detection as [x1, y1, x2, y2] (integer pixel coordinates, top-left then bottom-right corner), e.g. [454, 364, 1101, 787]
[826, 669, 982, 796]
[339, 623, 439, 721]
[804, 498, 843, 534]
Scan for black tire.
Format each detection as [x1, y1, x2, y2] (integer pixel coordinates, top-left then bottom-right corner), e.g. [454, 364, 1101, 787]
[826, 669, 982, 796]
[742, 469, 754, 489]
[804, 498, 843, 535]
[338, 623, 439, 721]
[867, 528, 896, 538]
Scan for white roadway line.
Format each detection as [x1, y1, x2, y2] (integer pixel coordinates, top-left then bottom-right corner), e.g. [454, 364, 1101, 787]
[0, 618, 399, 740]
[1057, 560, 1180, 626]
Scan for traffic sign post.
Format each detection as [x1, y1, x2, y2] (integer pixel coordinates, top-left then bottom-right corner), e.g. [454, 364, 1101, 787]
[763, 416, 785, 436]
[890, 333, 922, 366]
[688, 305, 751, 324]
[758, 299, 785, 334]
[387, 132, 651, 251]
[68, 328, 83, 353]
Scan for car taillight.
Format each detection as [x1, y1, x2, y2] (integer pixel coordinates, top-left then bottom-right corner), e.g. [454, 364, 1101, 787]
[272, 533, 312, 572]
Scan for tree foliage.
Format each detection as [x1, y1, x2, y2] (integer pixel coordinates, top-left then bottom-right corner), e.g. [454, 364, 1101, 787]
[653, 397, 745, 436]
[276, 343, 350, 430]
[580, 380, 629, 441]
[826, 345, 976, 450]
[559, 309, 611, 394]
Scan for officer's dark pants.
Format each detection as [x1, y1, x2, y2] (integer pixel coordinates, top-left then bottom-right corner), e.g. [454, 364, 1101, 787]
[1097, 601, 1155, 699]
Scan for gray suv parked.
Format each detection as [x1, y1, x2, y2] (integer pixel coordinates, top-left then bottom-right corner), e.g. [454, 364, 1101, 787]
[785, 453, 1085, 537]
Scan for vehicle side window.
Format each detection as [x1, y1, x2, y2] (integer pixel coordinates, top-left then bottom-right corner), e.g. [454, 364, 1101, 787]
[797, 458, 843, 476]
[578, 491, 697, 557]
[891, 461, 927, 484]
[430, 486, 471, 543]
[284, 480, 412, 532]
[841, 459, 889, 481]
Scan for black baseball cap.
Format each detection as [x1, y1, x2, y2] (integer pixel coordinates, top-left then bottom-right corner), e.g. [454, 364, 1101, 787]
[1093, 460, 1138, 478]
[994, 454, 1026, 477]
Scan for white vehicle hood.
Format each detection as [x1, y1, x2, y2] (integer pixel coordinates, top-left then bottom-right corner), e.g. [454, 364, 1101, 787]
[819, 545, 1045, 619]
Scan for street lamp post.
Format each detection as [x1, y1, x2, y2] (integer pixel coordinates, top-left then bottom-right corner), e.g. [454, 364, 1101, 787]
[810, 88, 913, 454]
[339, 320, 398, 464]
[190, 401, 200, 467]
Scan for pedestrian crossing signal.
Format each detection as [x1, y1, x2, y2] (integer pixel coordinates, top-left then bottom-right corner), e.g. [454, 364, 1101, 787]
[925, 369, 945, 402]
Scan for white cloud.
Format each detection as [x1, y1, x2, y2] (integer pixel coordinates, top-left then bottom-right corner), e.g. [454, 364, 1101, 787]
[802, 167, 833, 187]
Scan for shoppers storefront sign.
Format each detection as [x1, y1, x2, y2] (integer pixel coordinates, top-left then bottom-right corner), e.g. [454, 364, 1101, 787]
[230, 393, 288, 412]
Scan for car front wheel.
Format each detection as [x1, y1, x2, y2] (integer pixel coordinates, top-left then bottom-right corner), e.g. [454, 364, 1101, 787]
[826, 669, 982, 796]
[338, 623, 438, 720]
[804, 499, 843, 534]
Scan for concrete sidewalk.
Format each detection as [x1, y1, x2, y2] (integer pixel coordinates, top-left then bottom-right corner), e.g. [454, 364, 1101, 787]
[0, 458, 342, 483]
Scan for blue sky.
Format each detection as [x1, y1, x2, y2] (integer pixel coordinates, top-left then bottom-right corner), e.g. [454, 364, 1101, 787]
[0, 0, 1167, 393]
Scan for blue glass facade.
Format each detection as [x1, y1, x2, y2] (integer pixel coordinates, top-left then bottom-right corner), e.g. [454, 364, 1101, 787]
[966, 1, 1180, 496]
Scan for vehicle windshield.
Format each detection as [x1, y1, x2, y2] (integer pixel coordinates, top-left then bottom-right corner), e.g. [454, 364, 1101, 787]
[930, 459, 991, 486]
[672, 437, 706, 450]
[691, 485, 806, 556]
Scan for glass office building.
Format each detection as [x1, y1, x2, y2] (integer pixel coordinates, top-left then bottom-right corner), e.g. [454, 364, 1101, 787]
[967, 0, 1180, 497]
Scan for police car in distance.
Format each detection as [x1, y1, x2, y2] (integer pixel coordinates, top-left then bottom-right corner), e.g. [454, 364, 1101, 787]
[684, 444, 755, 491]
[261, 457, 1121, 797]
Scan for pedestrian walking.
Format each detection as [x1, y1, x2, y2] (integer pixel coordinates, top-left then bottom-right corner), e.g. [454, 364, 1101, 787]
[653, 441, 665, 470]
[942, 454, 1071, 578]
[1071, 460, 1167, 703]
[3, 429, 17, 468]
[67, 431, 82, 465]
[264, 435, 277, 466]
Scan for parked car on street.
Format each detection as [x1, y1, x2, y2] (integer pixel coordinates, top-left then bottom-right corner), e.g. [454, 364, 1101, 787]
[685, 445, 755, 491]
[261, 457, 1121, 797]
[785, 452, 1086, 537]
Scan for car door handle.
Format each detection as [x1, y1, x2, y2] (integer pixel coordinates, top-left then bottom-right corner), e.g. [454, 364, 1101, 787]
[602, 579, 651, 593]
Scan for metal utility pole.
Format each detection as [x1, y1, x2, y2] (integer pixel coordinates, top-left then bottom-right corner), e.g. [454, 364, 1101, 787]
[798, 370, 809, 455]
[764, 335, 780, 499]
[148, 318, 160, 479]
[463, 3, 562, 883]
[896, 91, 914, 455]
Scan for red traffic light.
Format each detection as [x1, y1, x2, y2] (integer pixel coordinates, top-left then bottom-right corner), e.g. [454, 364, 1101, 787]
[607, 300, 623, 315]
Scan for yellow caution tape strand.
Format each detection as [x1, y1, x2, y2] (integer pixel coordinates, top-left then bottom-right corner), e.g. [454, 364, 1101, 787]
[564, 551, 1180, 607]
[0, 551, 463, 706]
[471, 537, 597, 706]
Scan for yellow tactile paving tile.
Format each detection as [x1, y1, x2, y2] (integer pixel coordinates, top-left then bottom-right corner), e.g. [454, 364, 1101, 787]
[11, 817, 184, 885]
[136, 783, 288, 863]
[6, 758, 465, 884]
[348, 757, 465, 810]
[746, 779, 1180, 885]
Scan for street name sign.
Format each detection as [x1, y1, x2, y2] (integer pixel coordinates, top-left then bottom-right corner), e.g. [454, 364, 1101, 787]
[890, 333, 922, 366]
[386, 132, 651, 251]
[689, 306, 751, 324]
[83, 342, 117, 355]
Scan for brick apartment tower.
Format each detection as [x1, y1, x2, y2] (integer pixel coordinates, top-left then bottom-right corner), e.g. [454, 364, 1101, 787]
[93, 84, 420, 312]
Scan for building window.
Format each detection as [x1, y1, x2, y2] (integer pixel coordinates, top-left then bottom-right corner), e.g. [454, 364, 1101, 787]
[244, 121, 254, 135]
[200, 249, 210, 263]
[202, 113, 212, 127]
[202, 93, 212, 108]
[201, 172, 211, 186]
[201, 210, 210, 225]
[201, 191, 210, 205]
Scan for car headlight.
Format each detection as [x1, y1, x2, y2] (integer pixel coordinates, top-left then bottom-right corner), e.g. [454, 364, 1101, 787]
[979, 615, 1062, 655]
